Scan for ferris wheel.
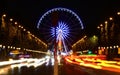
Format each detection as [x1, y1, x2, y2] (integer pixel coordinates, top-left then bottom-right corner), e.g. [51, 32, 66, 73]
[37, 7, 84, 54]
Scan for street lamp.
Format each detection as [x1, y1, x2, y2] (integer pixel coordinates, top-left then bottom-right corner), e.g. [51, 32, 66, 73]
[23, 29, 26, 31]
[100, 24, 103, 27]
[116, 45, 119, 48]
[109, 17, 113, 21]
[117, 12, 120, 15]
[97, 26, 100, 29]
[21, 26, 23, 29]
[0, 45, 2, 48]
[3, 14, 6, 17]
[15, 22, 18, 25]
[10, 18, 13, 21]
[2, 46, 6, 49]
[27, 31, 30, 34]
[105, 21, 107, 24]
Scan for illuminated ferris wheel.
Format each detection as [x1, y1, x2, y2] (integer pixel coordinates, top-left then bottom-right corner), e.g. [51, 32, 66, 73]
[37, 7, 84, 54]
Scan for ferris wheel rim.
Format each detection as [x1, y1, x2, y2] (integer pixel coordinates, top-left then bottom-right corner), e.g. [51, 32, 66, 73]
[37, 7, 84, 29]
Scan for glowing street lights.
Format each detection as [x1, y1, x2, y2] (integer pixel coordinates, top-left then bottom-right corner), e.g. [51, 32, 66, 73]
[2, 14, 6, 17]
[109, 17, 113, 21]
[117, 12, 120, 15]
[1, 13, 47, 53]
[97, 26, 100, 29]
[10, 18, 13, 21]
[97, 11, 120, 58]
[14, 22, 18, 25]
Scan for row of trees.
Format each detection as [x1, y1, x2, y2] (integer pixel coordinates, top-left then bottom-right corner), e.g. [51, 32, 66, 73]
[98, 14, 120, 47]
[72, 35, 98, 53]
[0, 14, 47, 52]
[72, 12, 120, 54]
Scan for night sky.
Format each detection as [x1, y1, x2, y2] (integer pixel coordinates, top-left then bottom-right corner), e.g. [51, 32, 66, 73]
[1, 0, 120, 43]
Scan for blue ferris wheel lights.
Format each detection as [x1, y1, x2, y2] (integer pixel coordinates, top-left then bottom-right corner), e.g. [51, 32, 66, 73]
[37, 7, 84, 29]
[51, 21, 69, 41]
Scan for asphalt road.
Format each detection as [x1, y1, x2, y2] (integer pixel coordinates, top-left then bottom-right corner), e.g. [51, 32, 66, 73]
[0, 58, 120, 75]
[61, 62, 120, 75]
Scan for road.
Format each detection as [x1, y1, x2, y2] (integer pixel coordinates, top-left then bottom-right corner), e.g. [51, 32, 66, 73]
[0, 56, 120, 75]
[61, 62, 120, 75]
[0, 57, 54, 75]
[62, 55, 120, 75]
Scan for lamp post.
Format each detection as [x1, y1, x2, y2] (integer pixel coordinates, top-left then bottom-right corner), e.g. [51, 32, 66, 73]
[117, 12, 120, 15]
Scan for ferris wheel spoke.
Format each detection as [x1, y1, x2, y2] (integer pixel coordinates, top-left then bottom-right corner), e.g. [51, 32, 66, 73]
[64, 13, 74, 25]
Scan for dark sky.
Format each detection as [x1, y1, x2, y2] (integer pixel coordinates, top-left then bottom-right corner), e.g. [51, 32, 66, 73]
[1, 0, 120, 43]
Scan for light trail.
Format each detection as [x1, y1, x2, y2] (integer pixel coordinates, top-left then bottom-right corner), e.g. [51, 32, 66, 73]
[11, 58, 47, 68]
[65, 55, 120, 73]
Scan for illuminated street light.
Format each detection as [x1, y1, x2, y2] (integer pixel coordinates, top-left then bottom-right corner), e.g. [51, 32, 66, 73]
[113, 46, 116, 48]
[84, 35, 87, 38]
[116, 45, 119, 48]
[13, 47, 16, 49]
[97, 26, 100, 29]
[11, 46, 13, 49]
[107, 47, 109, 49]
[109, 17, 113, 20]
[3, 46, 6, 49]
[21, 26, 23, 29]
[15, 22, 18, 25]
[10, 18, 13, 21]
[0, 45, 2, 48]
[19, 25, 21, 28]
[98, 47, 100, 49]
[23, 29, 26, 31]
[32, 35, 36, 38]
[110, 46, 112, 49]
[105, 21, 107, 24]
[93, 35, 96, 38]
[8, 46, 10, 48]
[3, 14, 6, 17]
[27, 31, 30, 34]
[100, 24, 103, 27]
[117, 12, 120, 15]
